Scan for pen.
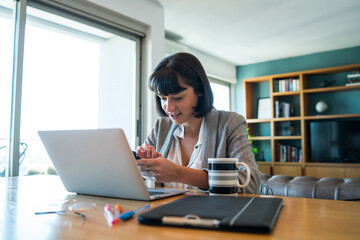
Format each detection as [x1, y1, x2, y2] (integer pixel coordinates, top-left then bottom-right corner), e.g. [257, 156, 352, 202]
[120, 204, 150, 221]
[104, 204, 115, 227]
[162, 216, 220, 228]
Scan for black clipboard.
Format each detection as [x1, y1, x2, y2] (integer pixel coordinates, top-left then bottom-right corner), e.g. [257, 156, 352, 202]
[138, 195, 283, 233]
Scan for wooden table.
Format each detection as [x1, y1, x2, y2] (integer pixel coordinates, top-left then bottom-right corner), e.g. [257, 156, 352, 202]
[1, 176, 359, 240]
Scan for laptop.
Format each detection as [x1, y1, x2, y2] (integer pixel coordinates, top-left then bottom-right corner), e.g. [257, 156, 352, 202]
[38, 128, 187, 201]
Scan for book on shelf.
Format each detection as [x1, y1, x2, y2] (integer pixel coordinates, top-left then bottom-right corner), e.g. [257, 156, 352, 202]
[347, 72, 360, 79]
[345, 82, 360, 86]
[346, 71, 360, 86]
[291, 146, 297, 162]
[275, 142, 280, 162]
[281, 145, 285, 162]
[345, 76, 360, 86]
[274, 100, 279, 118]
[274, 80, 279, 92]
[283, 102, 290, 118]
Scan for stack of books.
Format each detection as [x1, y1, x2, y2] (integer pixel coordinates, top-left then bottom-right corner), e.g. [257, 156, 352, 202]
[273, 78, 300, 92]
[346, 71, 360, 86]
[275, 143, 302, 163]
[274, 100, 294, 118]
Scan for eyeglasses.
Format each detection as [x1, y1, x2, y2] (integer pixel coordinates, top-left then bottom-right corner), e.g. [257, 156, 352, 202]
[35, 199, 96, 221]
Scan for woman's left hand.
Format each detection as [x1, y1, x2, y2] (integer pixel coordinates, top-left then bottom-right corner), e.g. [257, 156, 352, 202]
[137, 157, 181, 183]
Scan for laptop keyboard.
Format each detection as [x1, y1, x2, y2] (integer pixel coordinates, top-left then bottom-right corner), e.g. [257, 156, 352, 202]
[148, 190, 168, 196]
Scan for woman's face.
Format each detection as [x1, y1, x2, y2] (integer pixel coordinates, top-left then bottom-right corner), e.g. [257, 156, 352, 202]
[158, 78, 200, 125]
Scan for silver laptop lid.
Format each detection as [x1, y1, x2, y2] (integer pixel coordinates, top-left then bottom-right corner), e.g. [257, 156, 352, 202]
[38, 128, 153, 200]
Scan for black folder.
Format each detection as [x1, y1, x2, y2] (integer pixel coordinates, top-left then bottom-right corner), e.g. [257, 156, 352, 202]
[138, 195, 283, 233]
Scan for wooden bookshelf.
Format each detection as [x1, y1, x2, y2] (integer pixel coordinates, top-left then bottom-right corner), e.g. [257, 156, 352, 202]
[244, 63, 360, 178]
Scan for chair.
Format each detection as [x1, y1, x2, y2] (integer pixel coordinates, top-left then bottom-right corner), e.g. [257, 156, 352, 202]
[0, 142, 28, 177]
[259, 184, 273, 196]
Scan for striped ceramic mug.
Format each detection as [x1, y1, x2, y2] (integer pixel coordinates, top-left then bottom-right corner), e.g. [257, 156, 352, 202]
[208, 158, 251, 196]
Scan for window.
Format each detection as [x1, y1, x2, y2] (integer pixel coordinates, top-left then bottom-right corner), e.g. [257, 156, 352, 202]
[2, 0, 145, 176]
[0, 0, 13, 177]
[209, 78, 231, 111]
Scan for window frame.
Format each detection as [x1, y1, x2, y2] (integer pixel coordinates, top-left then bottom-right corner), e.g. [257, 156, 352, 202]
[7, 0, 146, 176]
[208, 76, 233, 111]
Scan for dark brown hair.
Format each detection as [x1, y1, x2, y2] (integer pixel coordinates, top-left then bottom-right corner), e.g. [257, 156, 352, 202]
[148, 52, 213, 117]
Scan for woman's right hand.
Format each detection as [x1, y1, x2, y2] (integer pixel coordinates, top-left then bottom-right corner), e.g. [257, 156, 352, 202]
[136, 143, 162, 159]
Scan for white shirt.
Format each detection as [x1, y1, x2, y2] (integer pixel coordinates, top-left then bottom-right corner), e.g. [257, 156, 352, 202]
[165, 119, 205, 189]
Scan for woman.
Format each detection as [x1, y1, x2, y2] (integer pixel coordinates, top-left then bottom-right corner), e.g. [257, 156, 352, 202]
[136, 52, 261, 193]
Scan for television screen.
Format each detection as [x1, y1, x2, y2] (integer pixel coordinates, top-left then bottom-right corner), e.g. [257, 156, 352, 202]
[309, 119, 360, 163]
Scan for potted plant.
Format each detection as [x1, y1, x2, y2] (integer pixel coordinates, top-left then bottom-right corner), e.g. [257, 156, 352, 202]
[247, 127, 259, 157]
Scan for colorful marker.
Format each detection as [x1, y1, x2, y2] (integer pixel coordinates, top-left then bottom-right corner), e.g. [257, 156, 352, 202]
[104, 204, 115, 227]
[112, 204, 124, 225]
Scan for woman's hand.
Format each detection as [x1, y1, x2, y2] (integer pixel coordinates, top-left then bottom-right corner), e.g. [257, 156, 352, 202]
[136, 143, 162, 159]
[137, 157, 181, 183]
[136, 147, 209, 188]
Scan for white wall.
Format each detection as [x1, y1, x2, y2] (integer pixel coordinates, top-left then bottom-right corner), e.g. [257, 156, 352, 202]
[187, 46, 237, 84]
[88, 0, 164, 138]
[165, 39, 237, 84]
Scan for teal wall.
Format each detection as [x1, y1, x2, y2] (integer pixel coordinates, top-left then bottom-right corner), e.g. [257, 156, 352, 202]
[236, 45, 360, 114]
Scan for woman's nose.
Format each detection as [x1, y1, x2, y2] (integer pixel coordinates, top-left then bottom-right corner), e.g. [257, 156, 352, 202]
[164, 99, 175, 112]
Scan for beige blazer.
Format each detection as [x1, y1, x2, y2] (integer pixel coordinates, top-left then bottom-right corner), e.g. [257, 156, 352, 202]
[145, 108, 261, 194]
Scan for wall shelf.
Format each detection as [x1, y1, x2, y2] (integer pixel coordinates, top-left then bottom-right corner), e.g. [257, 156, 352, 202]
[243, 63, 360, 178]
[304, 113, 360, 120]
[303, 84, 360, 94]
[273, 117, 301, 122]
[273, 136, 302, 140]
[273, 91, 300, 96]
[247, 119, 271, 123]
[274, 162, 302, 166]
[250, 136, 271, 140]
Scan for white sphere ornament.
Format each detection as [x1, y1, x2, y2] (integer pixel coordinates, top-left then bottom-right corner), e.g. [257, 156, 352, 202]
[315, 101, 328, 113]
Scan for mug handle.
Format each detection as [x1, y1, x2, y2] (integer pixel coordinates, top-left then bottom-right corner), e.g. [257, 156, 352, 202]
[235, 162, 251, 188]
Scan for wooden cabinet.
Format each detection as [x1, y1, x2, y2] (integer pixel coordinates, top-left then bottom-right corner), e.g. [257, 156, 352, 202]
[244, 64, 360, 178]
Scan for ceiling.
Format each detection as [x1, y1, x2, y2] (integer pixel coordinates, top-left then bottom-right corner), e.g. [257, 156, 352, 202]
[157, 0, 360, 65]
